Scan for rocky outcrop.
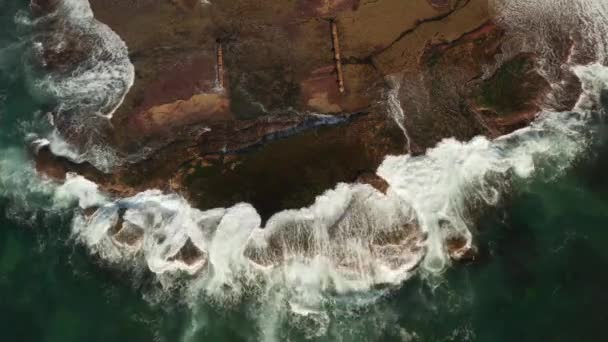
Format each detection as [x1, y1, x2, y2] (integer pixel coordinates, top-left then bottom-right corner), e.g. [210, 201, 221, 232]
[34, 0, 572, 218]
[84, 0, 505, 148]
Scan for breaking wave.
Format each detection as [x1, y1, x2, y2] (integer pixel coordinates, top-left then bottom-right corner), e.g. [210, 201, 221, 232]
[72, 84, 599, 283]
[67, 66, 603, 338]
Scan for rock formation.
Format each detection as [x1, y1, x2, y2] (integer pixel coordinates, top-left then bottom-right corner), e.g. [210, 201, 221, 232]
[34, 0, 574, 216]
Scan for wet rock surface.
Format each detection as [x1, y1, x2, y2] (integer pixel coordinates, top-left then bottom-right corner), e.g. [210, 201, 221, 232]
[168, 238, 207, 268]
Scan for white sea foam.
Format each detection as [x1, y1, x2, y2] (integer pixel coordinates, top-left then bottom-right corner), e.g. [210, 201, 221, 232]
[69, 94, 595, 288]
[54, 173, 106, 209]
[490, 0, 608, 109]
[378, 106, 590, 273]
[0, 148, 54, 210]
[386, 74, 413, 153]
[72, 184, 424, 288]
[45, 128, 119, 171]
[0, 147, 102, 220]
[26, 0, 134, 117]
[22, 0, 134, 172]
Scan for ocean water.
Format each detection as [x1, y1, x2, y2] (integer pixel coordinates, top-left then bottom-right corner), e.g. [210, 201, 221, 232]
[2, 0, 608, 341]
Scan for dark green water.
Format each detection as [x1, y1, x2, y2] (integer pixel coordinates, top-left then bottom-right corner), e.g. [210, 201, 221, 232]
[2, 1, 608, 341]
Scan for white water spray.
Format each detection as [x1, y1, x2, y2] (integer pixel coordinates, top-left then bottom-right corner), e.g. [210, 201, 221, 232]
[387, 74, 413, 152]
[21, 0, 134, 172]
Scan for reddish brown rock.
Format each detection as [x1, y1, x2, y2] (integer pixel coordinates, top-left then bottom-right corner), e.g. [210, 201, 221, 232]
[300, 64, 377, 113]
[383, 20, 505, 150]
[126, 52, 219, 116]
[445, 235, 478, 262]
[71, 0, 520, 162]
[83, 0, 497, 155]
[82, 207, 100, 219]
[35, 147, 69, 181]
[357, 172, 390, 194]
[469, 53, 554, 134]
[106, 208, 144, 248]
[168, 239, 207, 267]
[128, 93, 232, 137]
[112, 223, 145, 248]
[370, 224, 426, 273]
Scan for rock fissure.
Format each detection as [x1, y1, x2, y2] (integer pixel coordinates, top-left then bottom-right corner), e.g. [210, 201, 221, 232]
[345, 0, 472, 63]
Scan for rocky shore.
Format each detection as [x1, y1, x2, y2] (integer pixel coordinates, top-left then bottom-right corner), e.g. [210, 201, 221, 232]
[33, 0, 580, 230]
